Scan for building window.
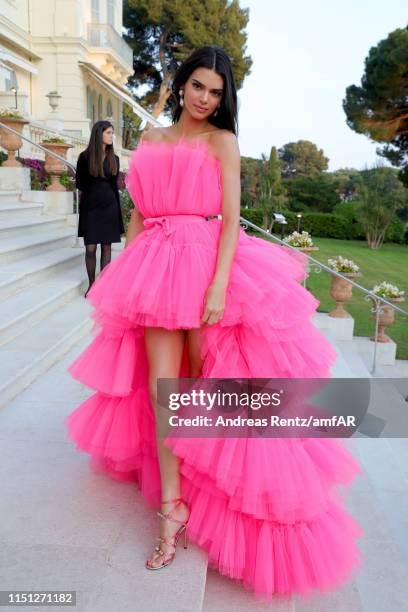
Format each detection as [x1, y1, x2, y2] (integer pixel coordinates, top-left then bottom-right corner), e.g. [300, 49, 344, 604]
[92, 90, 97, 123]
[107, 99, 113, 118]
[3, 66, 17, 91]
[91, 0, 99, 22]
[107, 0, 115, 27]
[98, 94, 103, 120]
[86, 86, 93, 119]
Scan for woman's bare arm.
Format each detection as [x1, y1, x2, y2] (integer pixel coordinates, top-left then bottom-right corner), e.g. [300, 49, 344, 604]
[124, 208, 145, 248]
[211, 131, 241, 289]
[201, 131, 241, 325]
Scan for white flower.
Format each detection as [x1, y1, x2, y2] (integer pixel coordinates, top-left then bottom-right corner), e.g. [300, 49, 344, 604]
[0, 106, 24, 118]
[372, 281, 404, 299]
[328, 255, 360, 273]
[285, 230, 314, 247]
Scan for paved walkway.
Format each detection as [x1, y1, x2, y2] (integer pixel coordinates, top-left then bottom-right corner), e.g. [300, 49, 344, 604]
[1, 337, 408, 611]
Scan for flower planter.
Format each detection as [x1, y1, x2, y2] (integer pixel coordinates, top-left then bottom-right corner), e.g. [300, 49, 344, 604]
[298, 246, 319, 253]
[41, 142, 73, 192]
[0, 117, 29, 167]
[370, 296, 405, 343]
[329, 272, 362, 318]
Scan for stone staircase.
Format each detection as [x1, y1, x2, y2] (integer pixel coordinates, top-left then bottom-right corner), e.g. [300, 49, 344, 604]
[1, 186, 408, 611]
[0, 189, 101, 406]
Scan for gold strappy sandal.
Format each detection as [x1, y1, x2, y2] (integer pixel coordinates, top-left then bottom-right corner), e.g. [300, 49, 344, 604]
[145, 497, 189, 570]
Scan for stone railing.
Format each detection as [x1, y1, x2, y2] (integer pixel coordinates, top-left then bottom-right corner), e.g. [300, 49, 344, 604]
[24, 122, 133, 168]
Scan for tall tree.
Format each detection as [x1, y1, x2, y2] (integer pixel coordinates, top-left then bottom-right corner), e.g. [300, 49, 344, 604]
[278, 140, 329, 177]
[257, 146, 287, 229]
[343, 27, 408, 186]
[123, 0, 252, 121]
[353, 165, 407, 249]
[240, 156, 260, 207]
[122, 103, 143, 149]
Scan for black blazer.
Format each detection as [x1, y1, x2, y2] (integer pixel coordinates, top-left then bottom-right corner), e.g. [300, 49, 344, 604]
[76, 150, 125, 238]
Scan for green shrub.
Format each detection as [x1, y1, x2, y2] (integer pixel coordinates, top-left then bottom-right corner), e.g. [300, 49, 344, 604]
[384, 216, 406, 244]
[240, 208, 263, 227]
[119, 190, 134, 230]
[252, 208, 366, 240]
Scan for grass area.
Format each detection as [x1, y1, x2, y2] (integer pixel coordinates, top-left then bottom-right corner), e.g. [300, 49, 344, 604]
[268, 235, 408, 360]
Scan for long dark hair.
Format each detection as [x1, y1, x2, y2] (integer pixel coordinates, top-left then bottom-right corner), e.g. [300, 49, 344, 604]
[86, 120, 118, 177]
[171, 45, 238, 135]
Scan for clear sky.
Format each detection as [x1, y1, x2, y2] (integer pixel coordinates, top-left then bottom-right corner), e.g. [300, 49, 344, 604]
[237, 0, 407, 171]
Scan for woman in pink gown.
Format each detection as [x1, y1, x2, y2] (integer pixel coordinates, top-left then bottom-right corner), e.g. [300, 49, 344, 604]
[66, 45, 364, 601]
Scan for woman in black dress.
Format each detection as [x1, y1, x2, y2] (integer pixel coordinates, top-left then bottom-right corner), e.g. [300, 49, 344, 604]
[76, 120, 125, 297]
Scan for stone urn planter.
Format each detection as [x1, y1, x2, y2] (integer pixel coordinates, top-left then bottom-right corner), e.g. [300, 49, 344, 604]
[298, 245, 319, 254]
[329, 271, 362, 318]
[0, 117, 29, 167]
[370, 296, 405, 343]
[41, 141, 73, 192]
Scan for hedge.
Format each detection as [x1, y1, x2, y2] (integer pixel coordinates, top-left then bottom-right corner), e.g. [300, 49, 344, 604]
[240, 208, 406, 244]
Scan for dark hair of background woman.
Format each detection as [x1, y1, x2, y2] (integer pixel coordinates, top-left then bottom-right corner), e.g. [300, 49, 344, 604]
[86, 120, 118, 178]
[170, 45, 238, 136]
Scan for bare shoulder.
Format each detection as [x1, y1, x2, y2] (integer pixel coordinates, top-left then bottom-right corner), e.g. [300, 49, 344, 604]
[140, 127, 166, 143]
[210, 129, 240, 165]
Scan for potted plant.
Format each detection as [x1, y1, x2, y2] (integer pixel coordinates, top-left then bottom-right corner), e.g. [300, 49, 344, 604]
[369, 281, 405, 343]
[328, 256, 361, 318]
[41, 137, 73, 192]
[0, 107, 29, 167]
[284, 230, 319, 253]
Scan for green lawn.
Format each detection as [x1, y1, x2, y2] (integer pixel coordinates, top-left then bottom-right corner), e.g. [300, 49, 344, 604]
[268, 235, 408, 360]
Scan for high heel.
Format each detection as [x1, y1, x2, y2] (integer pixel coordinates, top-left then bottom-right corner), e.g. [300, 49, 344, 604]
[145, 496, 190, 571]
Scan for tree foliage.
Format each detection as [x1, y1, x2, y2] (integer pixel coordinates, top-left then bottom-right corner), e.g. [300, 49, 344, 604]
[278, 140, 329, 177]
[122, 103, 143, 149]
[257, 146, 288, 229]
[287, 174, 340, 213]
[353, 165, 407, 249]
[124, 0, 252, 120]
[343, 27, 408, 186]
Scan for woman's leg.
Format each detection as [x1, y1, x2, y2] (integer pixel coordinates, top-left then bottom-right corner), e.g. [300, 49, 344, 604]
[100, 241, 112, 270]
[186, 328, 204, 377]
[144, 327, 190, 568]
[84, 244, 97, 297]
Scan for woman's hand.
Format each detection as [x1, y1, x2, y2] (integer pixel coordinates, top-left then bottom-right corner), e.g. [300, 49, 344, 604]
[201, 281, 227, 326]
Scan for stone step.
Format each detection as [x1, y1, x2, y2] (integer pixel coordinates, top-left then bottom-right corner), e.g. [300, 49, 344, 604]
[0, 190, 20, 204]
[0, 227, 76, 263]
[316, 325, 355, 378]
[0, 244, 125, 403]
[354, 335, 398, 369]
[333, 339, 374, 378]
[0, 295, 93, 406]
[0, 201, 45, 217]
[0, 246, 84, 300]
[0, 214, 68, 238]
[0, 270, 87, 347]
[312, 310, 355, 341]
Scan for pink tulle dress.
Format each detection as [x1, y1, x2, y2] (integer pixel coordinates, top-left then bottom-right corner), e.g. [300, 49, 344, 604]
[66, 137, 364, 601]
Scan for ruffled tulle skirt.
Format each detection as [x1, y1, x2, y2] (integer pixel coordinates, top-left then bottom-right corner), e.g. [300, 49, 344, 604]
[66, 217, 364, 601]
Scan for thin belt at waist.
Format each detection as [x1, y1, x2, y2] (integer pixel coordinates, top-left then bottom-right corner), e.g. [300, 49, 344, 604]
[143, 213, 220, 235]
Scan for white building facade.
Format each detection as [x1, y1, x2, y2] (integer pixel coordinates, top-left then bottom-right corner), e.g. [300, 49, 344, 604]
[0, 0, 154, 157]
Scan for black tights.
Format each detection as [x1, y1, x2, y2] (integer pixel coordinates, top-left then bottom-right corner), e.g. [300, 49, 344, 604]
[85, 242, 112, 295]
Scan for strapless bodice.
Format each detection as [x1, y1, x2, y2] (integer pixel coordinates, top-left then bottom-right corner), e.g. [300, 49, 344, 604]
[125, 137, 222, 219]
